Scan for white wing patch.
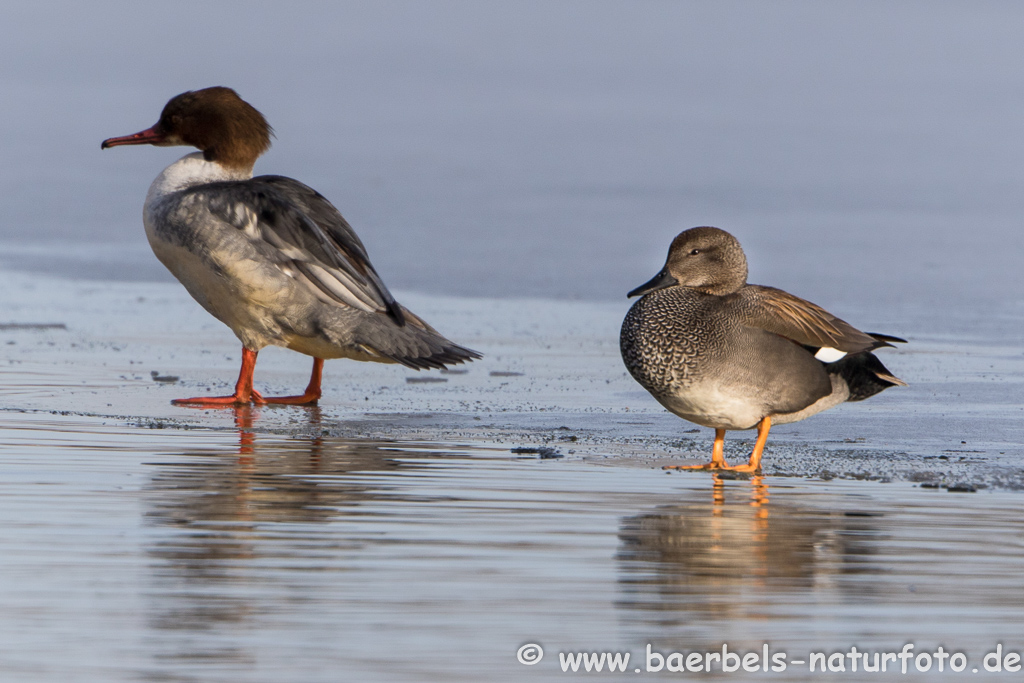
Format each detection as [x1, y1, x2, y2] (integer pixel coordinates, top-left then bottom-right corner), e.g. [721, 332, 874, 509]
[814, 346, 848, 362]
[301, 262, 382, 313]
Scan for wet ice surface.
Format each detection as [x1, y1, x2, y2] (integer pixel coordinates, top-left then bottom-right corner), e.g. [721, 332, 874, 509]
[0, 271, 1021, 681]
[0, 270, 1020, 488]
[3, 413, 1024, 682]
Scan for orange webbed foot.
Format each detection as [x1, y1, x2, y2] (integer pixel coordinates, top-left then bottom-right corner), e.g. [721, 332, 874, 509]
[171, 394, 254, 407]
[259, 392, 320, 406]
[723, 462, 762, 474]
[662, 461, 761, 475]
[664, 428, 730, 471]
[664, 461, 726, 471]
[258, 358, 323, 406]
[169, 351, 324, 409]
[664, 420, 770, 475]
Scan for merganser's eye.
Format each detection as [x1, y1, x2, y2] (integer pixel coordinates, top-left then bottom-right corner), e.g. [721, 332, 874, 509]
[689, 248, 701, 256]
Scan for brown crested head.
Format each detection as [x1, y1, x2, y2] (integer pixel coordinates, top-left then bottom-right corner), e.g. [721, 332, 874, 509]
[663, 226, 748, 295]
[102, 86, 273, 171]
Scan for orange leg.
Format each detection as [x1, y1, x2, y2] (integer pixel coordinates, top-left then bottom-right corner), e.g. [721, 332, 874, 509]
[664, 417, 772, 473]
[261, 357, 324, 405]
[172, 351, 323, 408]
[724, 416, 771, 474]
[173, 347, 264, 406]
[665, 428, 729, 470]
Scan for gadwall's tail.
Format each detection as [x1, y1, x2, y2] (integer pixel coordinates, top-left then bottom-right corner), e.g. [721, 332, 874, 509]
[827, 336, 906, 402]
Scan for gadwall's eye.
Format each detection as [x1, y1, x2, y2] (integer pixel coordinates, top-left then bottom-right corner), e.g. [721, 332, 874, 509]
[689, 248, 701, 256]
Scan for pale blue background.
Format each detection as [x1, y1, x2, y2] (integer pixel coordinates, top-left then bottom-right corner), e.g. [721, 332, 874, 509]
[1, 0, 1020, 306]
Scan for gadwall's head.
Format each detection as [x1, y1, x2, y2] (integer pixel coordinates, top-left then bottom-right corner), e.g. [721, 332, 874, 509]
[628, 227, 748, 298]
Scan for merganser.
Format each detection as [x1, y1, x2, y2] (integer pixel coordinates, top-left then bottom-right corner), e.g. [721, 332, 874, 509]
[102, 86, 479, 406]
[620, 227, 905, 473]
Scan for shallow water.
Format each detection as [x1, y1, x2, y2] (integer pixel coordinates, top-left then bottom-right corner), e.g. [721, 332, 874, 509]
[2, 410, 1024, 682]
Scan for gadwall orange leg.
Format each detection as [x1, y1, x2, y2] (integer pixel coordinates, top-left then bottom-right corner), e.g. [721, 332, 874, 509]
[724, 416, 771, 473]
[664, 417, 771, 473]
[666, 428, 728, 470]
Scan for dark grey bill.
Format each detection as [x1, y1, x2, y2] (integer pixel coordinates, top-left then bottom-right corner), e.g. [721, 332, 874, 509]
[627, 269, 678, 298]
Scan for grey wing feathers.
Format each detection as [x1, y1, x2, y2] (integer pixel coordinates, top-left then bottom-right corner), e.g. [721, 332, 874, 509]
[197, 176, 406, 326]
[734, 286, 906, 393]
[355, 305, 482, 369]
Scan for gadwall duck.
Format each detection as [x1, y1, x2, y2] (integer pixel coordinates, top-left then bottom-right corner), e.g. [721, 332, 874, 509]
[620, 227, 905, 473]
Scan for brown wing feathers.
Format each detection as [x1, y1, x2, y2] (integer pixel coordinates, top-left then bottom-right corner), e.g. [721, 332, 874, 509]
[735, 286, 883, 353]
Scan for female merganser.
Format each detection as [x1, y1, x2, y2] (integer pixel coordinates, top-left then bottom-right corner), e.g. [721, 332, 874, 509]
[102, 87, 479, 406]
